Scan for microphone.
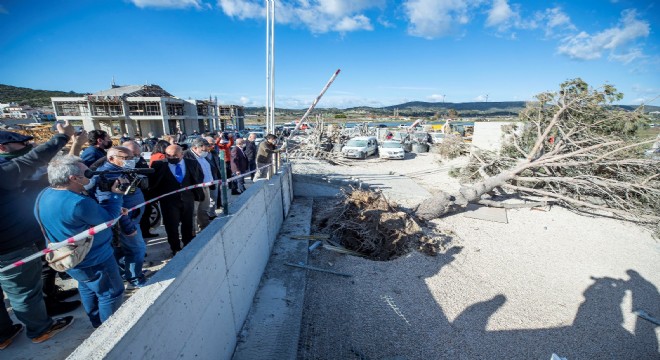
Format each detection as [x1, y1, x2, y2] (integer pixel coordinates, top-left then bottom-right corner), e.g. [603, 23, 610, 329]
[84, 168, 155, 178]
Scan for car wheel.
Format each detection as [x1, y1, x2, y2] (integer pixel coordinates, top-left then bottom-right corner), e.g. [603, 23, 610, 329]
[150, 204, 162, 228]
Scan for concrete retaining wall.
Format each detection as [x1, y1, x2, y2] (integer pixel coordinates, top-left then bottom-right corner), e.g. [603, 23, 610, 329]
[67, 165, 293, 360]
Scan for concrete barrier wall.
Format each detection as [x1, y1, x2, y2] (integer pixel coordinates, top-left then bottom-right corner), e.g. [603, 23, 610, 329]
[67, 165, 293, 360]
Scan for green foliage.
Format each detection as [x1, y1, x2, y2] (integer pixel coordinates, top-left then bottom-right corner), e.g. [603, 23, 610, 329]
[334, 113, 347, 119]
[509, 78, 652, 161]
[0, 84, 85, 107]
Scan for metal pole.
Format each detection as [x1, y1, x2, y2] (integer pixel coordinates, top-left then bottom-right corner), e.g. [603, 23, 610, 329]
[269, 0, 275, 135]
[219, 150, 229, 215]
[265, 0, 270, 134]
[287, 69, 341, 139]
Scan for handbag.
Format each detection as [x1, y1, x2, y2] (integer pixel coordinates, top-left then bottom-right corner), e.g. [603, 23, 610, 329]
[36, 190, 94, 272]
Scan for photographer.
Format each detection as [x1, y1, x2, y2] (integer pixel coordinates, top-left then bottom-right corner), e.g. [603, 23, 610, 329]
[36, 155, 128, 328]
[92, 147, 147, 289]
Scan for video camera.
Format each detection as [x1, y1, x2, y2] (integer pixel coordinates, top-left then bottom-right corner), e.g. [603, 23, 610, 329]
[84, 168, 154, 195]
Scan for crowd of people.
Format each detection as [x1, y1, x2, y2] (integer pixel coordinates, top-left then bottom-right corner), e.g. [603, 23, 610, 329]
[0, 122, 283, 349]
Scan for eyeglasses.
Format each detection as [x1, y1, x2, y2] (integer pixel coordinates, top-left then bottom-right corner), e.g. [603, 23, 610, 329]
[114, 155, 135, 160]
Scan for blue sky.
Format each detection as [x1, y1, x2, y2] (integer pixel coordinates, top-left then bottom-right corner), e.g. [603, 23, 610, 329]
[0, 0, 658, 109]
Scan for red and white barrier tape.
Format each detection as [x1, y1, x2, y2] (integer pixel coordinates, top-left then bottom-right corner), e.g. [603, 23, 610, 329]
[0, 163, 275, 273]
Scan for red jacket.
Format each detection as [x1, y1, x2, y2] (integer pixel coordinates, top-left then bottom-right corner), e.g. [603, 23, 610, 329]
[215, 137, 234, 162]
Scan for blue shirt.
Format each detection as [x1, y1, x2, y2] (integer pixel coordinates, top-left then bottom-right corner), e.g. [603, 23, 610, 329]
[35, 188, 123, 269]
[93, 161, 145, 235]
[80, 146, 106, 167]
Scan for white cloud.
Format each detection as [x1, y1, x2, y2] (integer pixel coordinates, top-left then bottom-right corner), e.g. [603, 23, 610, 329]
[534, 7, 575, 38]
[558, 9, 650, 63]
[217, 0, 383, 34]
[486, 0, 516, 27]
[239, 96, 252, 105]
[130, 0, 205, 9]
[403, 0, 482, 39]
[609, 48, 644, 64]
[474, 94, 488, 101]
[428, 94, 446, 102]
[217, 0, 262, 19]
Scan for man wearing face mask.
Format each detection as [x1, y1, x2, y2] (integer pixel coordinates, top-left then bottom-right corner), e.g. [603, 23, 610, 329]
[80, 130, 113, 167]
[183, 138, 218, 231]
[90, 147, 146, 289]
[148, 145, 204, 255]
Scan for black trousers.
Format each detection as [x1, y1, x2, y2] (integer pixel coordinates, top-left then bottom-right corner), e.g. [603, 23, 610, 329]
[140, 202, 154, 234]
[160, 198, 195, 253]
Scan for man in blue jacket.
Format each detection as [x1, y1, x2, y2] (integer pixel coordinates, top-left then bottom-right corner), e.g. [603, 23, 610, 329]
[93, 146, 147, 289]
[36, 155, 127, 328]
[80, 130, 112, 167]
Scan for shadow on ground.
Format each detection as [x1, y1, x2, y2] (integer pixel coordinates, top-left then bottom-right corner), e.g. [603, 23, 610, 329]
[298, 246, 659, 359]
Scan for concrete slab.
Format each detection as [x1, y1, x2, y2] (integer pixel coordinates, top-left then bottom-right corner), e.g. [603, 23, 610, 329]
[233, 197, 313, 360]
[464, 203, 509, 223]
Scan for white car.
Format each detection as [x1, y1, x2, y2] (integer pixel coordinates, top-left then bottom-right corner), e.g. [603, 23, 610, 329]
[342, 136, 378, 159]
[429, 132, 446, 144]
[379, 141, 405, 160]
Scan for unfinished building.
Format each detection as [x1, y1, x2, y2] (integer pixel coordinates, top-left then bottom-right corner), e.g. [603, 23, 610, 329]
[51, 84, 232, 137]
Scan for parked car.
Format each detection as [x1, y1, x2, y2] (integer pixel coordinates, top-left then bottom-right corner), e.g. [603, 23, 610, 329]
[378, 141, 405, 160]
[429, 132, 446, 144]
[341, 136, 378, 159]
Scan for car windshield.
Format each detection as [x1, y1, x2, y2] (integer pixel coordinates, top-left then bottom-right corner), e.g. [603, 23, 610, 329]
[432, 133, 445, 138]
[346, 140, 367, 147]
[382, 142, 402, 148]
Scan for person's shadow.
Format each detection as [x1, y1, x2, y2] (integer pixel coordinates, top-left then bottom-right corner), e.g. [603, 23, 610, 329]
[303, 242, 660, 360]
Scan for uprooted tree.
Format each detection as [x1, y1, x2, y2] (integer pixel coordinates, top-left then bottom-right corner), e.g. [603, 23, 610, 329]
[416, 78, 660, 233]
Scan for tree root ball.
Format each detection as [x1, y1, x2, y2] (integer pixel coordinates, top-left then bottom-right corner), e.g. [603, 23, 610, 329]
[316, 189, 449, 260]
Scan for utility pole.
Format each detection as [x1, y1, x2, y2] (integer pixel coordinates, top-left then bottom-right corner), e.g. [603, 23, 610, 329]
[265, 0, 275, 135]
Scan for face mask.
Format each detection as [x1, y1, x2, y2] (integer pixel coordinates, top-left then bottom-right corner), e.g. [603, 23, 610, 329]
[123, 159, 136, 169]
[83, 177, 96, 191]
[198, 151, 209, 158]
[167, 158, 180, 165]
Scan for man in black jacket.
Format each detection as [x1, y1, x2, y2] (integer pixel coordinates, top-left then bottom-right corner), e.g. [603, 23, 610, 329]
[148, 145, 204, 255]
[183, 138, 218, 231]
[244, 133, 257, 180]
[203, 136, 223, 211]
[0, 125, 77, 349]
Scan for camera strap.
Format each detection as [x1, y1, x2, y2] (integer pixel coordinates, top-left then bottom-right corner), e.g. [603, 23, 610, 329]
[35, 189, 57, 245]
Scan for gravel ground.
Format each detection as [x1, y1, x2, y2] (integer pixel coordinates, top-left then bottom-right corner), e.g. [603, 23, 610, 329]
[295, 152, 660, 360]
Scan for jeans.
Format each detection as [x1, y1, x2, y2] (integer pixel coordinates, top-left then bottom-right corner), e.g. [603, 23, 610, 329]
[0, 245, 53, 339]
[117, 208, 146, 284]
[67, 255, 124, 328]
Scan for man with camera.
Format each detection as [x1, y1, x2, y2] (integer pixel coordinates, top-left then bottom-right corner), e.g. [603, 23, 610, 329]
[92, 146, 148, 289]
[36, 155, 128, 328]
[149, 145, 204, 255]
[183, 138, 218, 231]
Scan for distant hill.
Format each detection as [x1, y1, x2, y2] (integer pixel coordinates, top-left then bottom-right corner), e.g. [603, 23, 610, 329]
[0, 84, 86, 107]
[3, 84, 658, 115]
